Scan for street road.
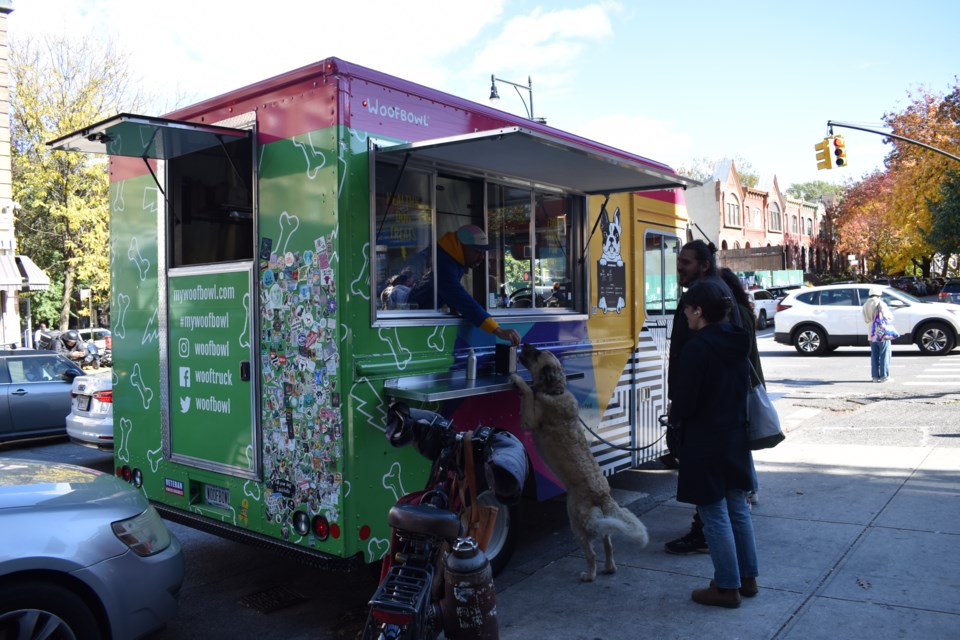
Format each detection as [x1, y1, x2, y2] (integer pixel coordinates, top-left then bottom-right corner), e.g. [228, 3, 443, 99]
[2, 327, 958, 639]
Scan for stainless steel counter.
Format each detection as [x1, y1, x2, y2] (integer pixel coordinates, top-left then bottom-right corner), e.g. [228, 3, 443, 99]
[383, 370, 584, 402]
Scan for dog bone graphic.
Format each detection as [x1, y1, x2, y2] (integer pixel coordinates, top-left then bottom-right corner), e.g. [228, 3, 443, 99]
[116, 417, 134, 463]
[427, 326, 447, 352]
[112, 179, 126, 212]
[277, 210, 300, 256]
[146, 444, 164, 473]
[382, 462, 405, 501]
[130, 363, 154, 410]
[350, 243, 370, 300]
[114, 293, 130, 339]
[128, 237, 150, 281]
[378, 328, 412, 371]
[239, 292, 251, 349]
[291, 133, 328, 180]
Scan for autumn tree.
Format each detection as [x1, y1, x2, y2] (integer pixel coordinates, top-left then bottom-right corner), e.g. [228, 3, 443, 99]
[882, 80, 960, 276]
[924, 169, 960, 270]
[677, 156, 759, 187]
[11, 35, 143, 330]
[834, 171, 901, 275]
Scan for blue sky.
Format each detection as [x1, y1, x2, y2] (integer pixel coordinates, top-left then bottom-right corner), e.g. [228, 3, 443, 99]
[10, 0, 959, 190]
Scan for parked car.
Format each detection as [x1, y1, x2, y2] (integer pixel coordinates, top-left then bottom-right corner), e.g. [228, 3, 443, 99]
[77, 327, 111, 351]
[774, 284, 960, 356]
[766, 284, 804, 303]
[746, 288, 778, 329]
[873, 277, 895, 286]
[938, 279, 960, 305]
[896, 276, 926, 296]
[66, 373, 114, 450]
[0, 458, 183, 639]
[0, 350, 84, 444]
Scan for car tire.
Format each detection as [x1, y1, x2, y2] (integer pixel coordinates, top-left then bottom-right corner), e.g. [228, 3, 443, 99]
[0, 580, 101, 640]
[757, 311, 767, 330]
[916, 321, 956, 355]
[793, 325, 828, 356]
[477, 489, 519, 576]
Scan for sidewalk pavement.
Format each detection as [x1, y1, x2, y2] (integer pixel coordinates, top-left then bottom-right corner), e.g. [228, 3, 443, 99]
[493, 408, 960, 639]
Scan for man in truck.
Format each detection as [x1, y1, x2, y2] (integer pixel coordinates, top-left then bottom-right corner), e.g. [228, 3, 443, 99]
[409, 224, 521, 347]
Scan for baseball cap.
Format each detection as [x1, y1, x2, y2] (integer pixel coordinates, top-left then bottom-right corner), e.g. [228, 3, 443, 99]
[869, 287, 883, 297]
[456, 224, 493, 250]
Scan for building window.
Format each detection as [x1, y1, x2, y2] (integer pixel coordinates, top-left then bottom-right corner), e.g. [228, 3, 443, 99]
[806, 218, 813, 236]
[753, 208, 760, 228]
[725, 195, 741, 227]
[768, 203, 782, 232]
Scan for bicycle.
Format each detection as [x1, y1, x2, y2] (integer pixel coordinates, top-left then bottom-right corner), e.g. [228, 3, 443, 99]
[362, 402, 527, 640]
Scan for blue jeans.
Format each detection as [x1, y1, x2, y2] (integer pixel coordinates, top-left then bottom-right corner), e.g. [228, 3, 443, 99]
[698, 489, 759, 589]
[870, 339, 891, 380]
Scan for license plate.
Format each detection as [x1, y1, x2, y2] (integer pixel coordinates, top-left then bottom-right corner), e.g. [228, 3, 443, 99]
[76, 396, 91, 412]
[204, 484, 230, 509]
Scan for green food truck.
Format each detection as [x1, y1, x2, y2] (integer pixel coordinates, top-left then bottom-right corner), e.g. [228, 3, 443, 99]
[50, 57, 696, 571]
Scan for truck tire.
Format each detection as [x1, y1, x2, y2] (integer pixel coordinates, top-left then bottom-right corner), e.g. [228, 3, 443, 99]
[793, 325, 828, 356]
[917, 322, 955, 355]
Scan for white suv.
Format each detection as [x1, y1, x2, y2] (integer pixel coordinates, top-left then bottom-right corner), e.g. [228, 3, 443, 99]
[746, 289, 778, 329]
[774, 284, 960, 356]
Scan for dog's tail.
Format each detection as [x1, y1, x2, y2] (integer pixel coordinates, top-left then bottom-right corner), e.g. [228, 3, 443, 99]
[595, 505, 649, 547]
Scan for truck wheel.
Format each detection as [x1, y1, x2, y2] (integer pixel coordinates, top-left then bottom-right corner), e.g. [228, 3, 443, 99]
[0, 581, 101, 640]
[478, 489, 519, 576]
[756, 311, 767, 330]
[917, 322, 955, 355]
[793, 326, 828, 356]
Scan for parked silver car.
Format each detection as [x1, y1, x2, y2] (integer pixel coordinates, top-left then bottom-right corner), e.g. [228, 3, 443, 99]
[0, 350, 83, 444]
[0, 459, 184, 639]
[66, 373, 114, 450]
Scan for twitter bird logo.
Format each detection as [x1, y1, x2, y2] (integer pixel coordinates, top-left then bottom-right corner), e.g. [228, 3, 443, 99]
[179, 397, 191, 413]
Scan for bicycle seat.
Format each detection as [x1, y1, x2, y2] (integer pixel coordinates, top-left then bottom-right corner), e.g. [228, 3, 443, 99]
[388, 503, 461, 539]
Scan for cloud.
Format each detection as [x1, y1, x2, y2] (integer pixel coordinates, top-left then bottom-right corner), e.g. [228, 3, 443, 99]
[574, 113, 694, 169]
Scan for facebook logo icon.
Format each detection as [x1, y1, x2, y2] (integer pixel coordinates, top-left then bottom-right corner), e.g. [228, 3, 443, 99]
[180, 367, 191, 388]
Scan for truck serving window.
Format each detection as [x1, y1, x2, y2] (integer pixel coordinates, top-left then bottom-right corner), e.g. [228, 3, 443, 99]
[373, 160, 581, 320]
[167, 136, 254, 267]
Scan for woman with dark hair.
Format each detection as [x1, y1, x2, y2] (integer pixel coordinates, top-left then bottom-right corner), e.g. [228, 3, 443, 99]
[664, 240, 740, 554]
[672, 279, 758, 608]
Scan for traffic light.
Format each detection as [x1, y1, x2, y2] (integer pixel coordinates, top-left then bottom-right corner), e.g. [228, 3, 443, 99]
[815, 138, 832, 170]
[832, 134, 848, 167]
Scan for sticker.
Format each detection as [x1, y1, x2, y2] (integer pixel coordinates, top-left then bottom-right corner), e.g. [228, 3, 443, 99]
[164, 478, 185, 496]
[259, 237, 273, 261]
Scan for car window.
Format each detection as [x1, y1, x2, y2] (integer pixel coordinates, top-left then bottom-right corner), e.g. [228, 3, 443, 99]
[7, 356, 70, 383]
[754, 290, 773, 301]
[820, 289, 857, 306]
[795, 291, 818, 305]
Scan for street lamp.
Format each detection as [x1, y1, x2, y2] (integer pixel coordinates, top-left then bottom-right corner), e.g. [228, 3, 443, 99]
[489, 74, 546, 123]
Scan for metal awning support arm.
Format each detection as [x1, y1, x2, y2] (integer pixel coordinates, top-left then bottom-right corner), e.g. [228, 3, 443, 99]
[580, 194, 610, 266]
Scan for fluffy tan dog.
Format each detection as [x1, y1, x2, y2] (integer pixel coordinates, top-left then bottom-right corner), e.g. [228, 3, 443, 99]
[511, 344, 649, 581]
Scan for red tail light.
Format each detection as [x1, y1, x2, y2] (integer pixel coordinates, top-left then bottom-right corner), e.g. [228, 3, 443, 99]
[371, 610, 413, 625]
[312, 515, 330, 540]
[939, 292, 950, 301]
[776, 302, 792, 312]
[105, 335, 112, 349]
[93, 390, 113, 403]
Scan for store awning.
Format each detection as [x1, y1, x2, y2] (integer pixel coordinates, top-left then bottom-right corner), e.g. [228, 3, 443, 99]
[17, 256, 51, 291]
[0, 255, 51, 292]
[374, 126, 700, 195]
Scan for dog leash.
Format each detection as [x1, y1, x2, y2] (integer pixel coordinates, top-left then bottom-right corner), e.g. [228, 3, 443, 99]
[578, 416, 667, 452]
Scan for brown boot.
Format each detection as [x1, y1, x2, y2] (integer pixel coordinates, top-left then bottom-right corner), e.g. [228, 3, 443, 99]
[692, 583, 741, 609]
[710, 578, 758, 598]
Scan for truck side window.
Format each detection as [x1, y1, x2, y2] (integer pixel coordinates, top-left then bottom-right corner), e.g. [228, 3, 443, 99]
[644, 233, 682, 316]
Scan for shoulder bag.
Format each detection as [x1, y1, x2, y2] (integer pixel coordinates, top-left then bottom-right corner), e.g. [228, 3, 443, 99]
[746, 361, 785, 450]
[872, 309, 901, 341]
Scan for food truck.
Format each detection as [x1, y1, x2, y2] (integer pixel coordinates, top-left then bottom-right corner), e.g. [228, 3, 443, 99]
[50, 57, 696, 570]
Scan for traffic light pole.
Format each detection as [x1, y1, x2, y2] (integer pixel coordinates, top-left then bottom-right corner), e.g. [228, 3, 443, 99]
[827, 120, 960, 163]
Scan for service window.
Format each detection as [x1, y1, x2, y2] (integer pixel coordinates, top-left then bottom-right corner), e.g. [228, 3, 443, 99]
[373, 160, 582, 321]
[644, 232, 682, 316]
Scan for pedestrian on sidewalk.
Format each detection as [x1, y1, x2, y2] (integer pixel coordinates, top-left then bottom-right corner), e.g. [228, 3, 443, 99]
[862, 287, 894, 382]
[671, 280, 758, 609]
[663, 240, 741, 554]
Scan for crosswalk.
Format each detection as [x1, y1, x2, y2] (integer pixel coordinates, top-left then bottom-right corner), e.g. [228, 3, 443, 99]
[904, 357, 960, 386]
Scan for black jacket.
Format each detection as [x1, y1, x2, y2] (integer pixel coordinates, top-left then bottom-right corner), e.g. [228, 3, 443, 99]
[672, 322, 753, 505]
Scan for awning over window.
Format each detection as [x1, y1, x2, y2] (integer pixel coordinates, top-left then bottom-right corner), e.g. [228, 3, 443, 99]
[17, 256, 51, 291]
[374, 127, 699, 195]
[0, 255, 51, 292]
[47, 113, 249, 160]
